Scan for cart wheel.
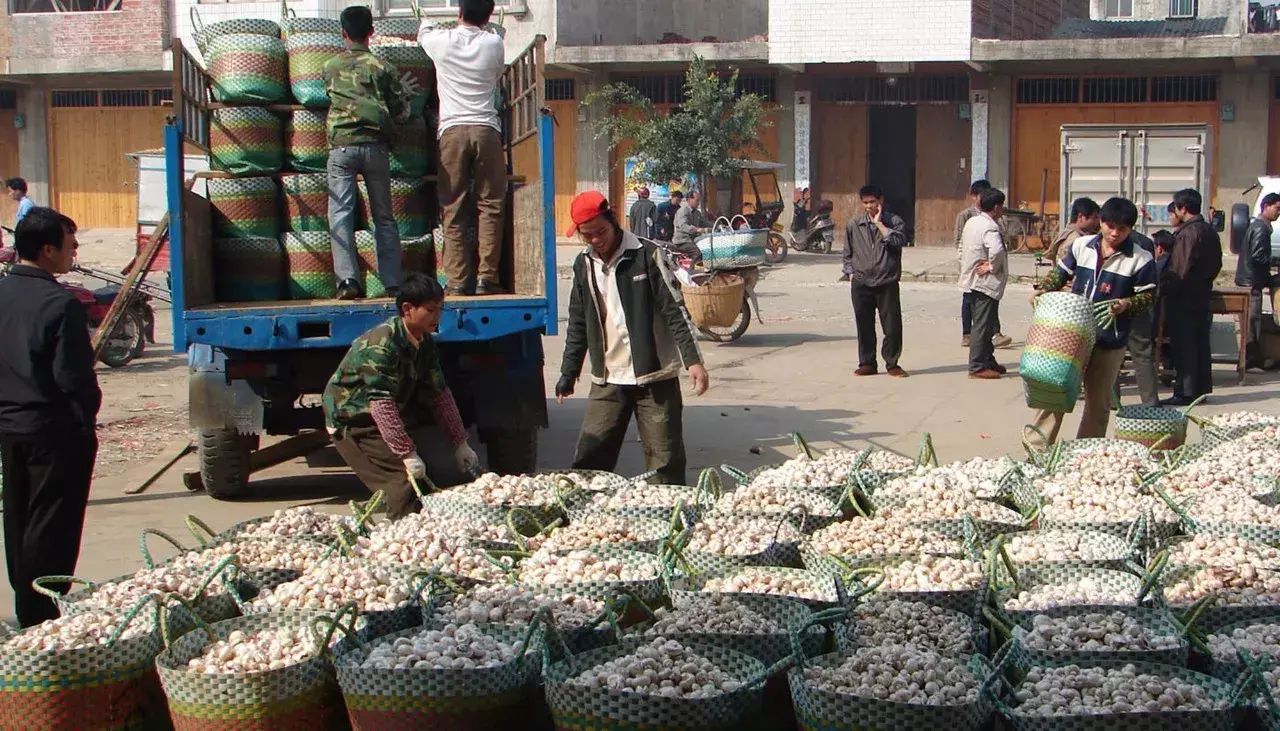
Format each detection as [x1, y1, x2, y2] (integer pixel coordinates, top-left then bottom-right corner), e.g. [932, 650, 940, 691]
[697, 299, 752, 342]
[765, 233, 788, 264]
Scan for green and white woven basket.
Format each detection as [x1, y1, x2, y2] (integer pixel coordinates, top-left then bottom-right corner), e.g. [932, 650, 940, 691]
[993, 565, 1157, 625]
[389, 115, 431, 177]
[517, 547, 667, 606]
[213, 237, 288, 303]
[991, 604, 1190, 669]
[285, 31, 343, 107]
[281, 231, 337, 300]
[206, 32, 289, 104]
[191, 12, 279, 54]
[650, 592, 825, 667]
[285, 109, 328, 174]
[210, 107, 283, 175]
[372, 45, 434, 117]
[358, 176, 430, 240]
[280, 173, 328, 232]
[208, 176, 280, 239]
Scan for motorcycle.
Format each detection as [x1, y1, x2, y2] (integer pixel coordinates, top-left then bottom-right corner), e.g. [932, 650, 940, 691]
[787, 198, 836, 254]
[653, 235, 761, 343]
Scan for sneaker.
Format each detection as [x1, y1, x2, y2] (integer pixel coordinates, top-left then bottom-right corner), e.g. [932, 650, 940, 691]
[854, 365, 877, 376]
[969, 369, 1001, 380]
[993, 333, 1014, 349]
[445, 285, 474, 297]
[475, 280, 508, 296]
[961, 335, 971, 347]
[336, 279, 362, 300]
[886, 366, 909, 378]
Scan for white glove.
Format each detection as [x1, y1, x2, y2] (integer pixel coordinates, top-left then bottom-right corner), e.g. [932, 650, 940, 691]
[403, 453, 427, 480]
[399, 71, 423, 96]
[454, 443, 479, 474]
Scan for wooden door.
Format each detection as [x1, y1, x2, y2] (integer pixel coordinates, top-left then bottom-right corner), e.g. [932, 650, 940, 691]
[813, 104, 868, 248]
[0, 111, 17, 227]
[547, 98, 578, 236]
[1269, 91, 1280, 175]
[48, 104, 168, 228]
[915, 105, 972, 247]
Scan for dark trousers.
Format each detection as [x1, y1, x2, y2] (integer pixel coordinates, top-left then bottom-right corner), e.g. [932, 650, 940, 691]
[1248, 277, 1280, 365]
[332, 426, 419, 520]
[1169, 289, 1214, 400]
[1125, 311, 1159, 406]
[2, 432, 97, 627]
[961, 291, 972, 335]
[968, 292, 1000, 373]
[851, 281, 903, 370]
[572, 379, 686, 486]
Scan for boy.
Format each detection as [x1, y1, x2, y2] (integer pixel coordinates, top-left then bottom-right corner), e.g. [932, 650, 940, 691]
[418, 0, 506, 296]
[324, 5, 418, 300]
[6, 178, 35, 228]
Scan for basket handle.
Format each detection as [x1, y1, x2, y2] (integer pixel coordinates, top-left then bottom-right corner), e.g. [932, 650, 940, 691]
[194, 554, 242, 606]
[185, 514, 220, 547]
[190, 7, 207, 53]
[842, 567, 886, 602]
[506, 507, 547, 554]
[1180, 393, 1208, 417]
[351, 489, 385, 527]
[788, 606, 849, 670]
[139, 528, 194, 570]
[696, 467, 724, 503]
[1164, 606, 1213, 656]
[915, 432, 938, 467]
[1124, 513, 1149, 559]
[333, 521, 360, 558]
[1238, 648, 1278, 713]
[1137, 549, 1170, 605]
[107, 592, 165, 647]
[792, 431, 816, 460]
[310, 601, 364, 659]
[31, 575, 96, 600]
[774, 505, 808, 545]
[1019, 424, 1053, 468]
[718, 464, 748, 487]
[982, 604, 1015, 648]
[712, 216, 733, 232]
[630, 468, 659, 485]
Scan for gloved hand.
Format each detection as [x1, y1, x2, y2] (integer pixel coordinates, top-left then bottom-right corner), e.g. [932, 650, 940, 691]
[454, 443, 480, 474]
[399, 71, 423, 96]
[555, 375, 575, 404]
[403, 453, 427, 480]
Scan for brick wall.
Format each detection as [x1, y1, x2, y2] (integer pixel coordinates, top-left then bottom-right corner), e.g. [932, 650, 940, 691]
[972, 0, 1089, 39]
[769, 0, 973, 64]
[7, 0, 170, 64]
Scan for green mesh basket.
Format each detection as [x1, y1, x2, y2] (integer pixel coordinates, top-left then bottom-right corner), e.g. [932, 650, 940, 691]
[359, 176, 429, 240]
[286, 109, 328, 173]
[206, 33, 289, 104]
[213, 237, 288, 303]
[372, 45, 435, 117]
[208, 176, 280, 239]
[390, 115, 430, 177]
[1165, 564, 1280, 634]
[210, 107, 283, 175]
[190, 12, 279, 54]
[372, 18, 419, 39]
[282, 15, 339, 35]
[282, 231, 336, 300]
[285, 31, 343, 107]
[987, 604, 1189, 669]
[280, 173, 328, 232]
[992, 564, 1158, 625]
[646, 593, 825, 667]
[516, 547, 666, 606]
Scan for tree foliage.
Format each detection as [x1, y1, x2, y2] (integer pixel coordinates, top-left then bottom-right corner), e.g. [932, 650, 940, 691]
[583, 56, 769, 190]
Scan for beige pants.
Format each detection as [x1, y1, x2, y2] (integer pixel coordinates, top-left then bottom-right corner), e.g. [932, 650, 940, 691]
[438, 124, 507, 288]
[1027, 346, 1127, 448]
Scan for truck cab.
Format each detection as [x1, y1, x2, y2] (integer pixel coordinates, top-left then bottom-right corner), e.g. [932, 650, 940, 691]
[165, 36, 556, 498]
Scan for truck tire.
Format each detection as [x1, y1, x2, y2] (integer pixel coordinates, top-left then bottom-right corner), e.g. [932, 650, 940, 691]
[484, 427, 538, 475]
[1230, 203, 1252, 255]
[199, 428, 258, 499]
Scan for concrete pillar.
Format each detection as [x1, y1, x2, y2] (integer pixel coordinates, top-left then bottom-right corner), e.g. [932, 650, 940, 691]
[986, 75, 1013, 193]
[16, 87, 49, 207]
[574, 72, 612, 199]
[776, 71, 798, 229]
[970, 97, 989, 182]
[1214, 69, 1270, 212]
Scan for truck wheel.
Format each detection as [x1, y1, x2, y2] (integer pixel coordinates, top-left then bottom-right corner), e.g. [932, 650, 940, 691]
[198, 428, 258, 499]
[484, 427, 538, 475]
[1230, 203, 1252, 255]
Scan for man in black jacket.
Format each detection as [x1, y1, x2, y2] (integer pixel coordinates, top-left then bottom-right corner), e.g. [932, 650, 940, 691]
[0, 207, 101, 627]
[1163, 188, 1223, 405]
[1237, 192, 1280, 369]
[556, 191, 708, 485]
[843, 185, 909, 377]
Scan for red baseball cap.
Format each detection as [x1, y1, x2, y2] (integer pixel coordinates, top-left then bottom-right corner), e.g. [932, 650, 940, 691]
[565, 190, 610, 237]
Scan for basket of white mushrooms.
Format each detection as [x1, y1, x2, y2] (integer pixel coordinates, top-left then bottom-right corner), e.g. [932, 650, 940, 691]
[421, 471, 586, 525]
[574, 468, 723, 523]
[851, 554, 989, 617]
[693, 566, 861, 609]
[840, 598, 988, 657]
[664, 510, 804, 576]
[186, 504, 367, 547]
[801, 516, 968, 579]
[242, 557, 421, 639]
[991, 526, 1142, 574]
[638, 592, 825, 668]
[516, 546, 667, 605]
[722, 432, 865, 507]
[344, 511, 516, 584]
[139, 527, 333, 594]
[990, 558, 1163, 623]
[987, 606, 1188, 669]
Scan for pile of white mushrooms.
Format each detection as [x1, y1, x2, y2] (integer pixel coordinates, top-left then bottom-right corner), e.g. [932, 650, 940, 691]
[566, 639, 742, 698]
[356, 624, 521, 670]
[802, 645, 981, 705]
[1011, 665, 1224, 716]
[249, 559, 411, 613]
[184, 626, 316, 674]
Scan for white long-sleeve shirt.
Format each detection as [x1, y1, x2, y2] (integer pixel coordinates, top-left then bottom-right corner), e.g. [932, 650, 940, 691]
[417, 21, 504, 137]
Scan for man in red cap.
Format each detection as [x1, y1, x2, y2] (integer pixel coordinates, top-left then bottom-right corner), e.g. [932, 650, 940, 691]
[556, 191, 708, 485]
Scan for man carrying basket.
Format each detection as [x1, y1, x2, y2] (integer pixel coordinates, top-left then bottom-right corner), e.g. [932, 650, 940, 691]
[1027, 197, 1157, 447]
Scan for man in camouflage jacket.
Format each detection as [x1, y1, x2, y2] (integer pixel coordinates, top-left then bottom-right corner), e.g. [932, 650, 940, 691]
[324, 5, 419, 301]
[324, 274, 479, 519]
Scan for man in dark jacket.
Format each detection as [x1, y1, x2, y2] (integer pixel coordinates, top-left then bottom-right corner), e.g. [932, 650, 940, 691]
[0, 207, 101, 627]
[844, 185, 909, 377]
[652, 190, 683, 243]
[556, 191, 708, 485]
[1163, 188, 1223, 405]
[1236, 192, 1280, 369]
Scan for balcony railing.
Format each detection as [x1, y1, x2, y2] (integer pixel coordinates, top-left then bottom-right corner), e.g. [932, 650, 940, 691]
[1249, 2, 1280, 31]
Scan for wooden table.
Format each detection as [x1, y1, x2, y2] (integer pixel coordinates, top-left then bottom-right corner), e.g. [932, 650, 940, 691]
[1210, 288, 1250, 385]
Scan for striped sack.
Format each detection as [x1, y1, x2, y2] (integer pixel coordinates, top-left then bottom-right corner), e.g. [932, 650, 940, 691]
[281, 231, 337, 300]
[192, 15, 279, 54]
[1021, 291, 1097, 413]
[371, 45, 435, 117]
[390, 115, 430, 178]
[358, 176, 428, 239]
[213, 237, 288, 302]
[432, 220, 476, 287]
[286, 109, 328, 174]
[356, 232, 431, 297]
[371, 17, 419, 40]
[280, 173, 328, 232]
[282, 16, 339, 35]
[210, 107, 283, 175]
[208, 177, 280, 239]
[286, 32, 344, 108]
[206, 32, 289, 104]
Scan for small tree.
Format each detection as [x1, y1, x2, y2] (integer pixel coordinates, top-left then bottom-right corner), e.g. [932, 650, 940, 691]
[584, 56, 769, 196]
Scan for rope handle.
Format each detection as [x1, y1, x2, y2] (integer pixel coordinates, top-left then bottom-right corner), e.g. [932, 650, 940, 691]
[792, 431, 816, 460]
[185, 514, 220, 547]
[982, 604, 1015, 648]
[194, 554, 243, 607]
[711, 216, 734, 232]
[915, 432, 938, 467]
[310, 601, 364, 660]
[1124, 514, 1149, 560]
[1163, 607, 1212, 656]
[788, 606, 849, 670]
[481, 549, 525, 580]
[774, 505, 808, 546]
[1136, 549, 1170, 605]
[333, 521, 360, 558]
[1238, 648, 1279, 714]
[1019, 424, 1053, 468]
[190, 7, 207, 53]
[630, 468, 659, 485]
[139, 528, 194, 570]
[1176, 594, 1218, 640]
[1179, 393, 1208, 417]
[169, 593, 217, 645]
[31, 575, 96, 600]
[849, 446, 874, 472]
[352, 489, 385, 527]
[104, 592, 164, 647]
[842, 567, 886, 602]
[718, 464, 748, 487]
[513, 606, 553, 664]
[506, 507, 548, 554]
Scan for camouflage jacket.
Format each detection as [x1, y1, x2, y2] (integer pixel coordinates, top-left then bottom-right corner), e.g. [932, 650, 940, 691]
[323, 317, 448, 431]
[323, 44, 409, 148]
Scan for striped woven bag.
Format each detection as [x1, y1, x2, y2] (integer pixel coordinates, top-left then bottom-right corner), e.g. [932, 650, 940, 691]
[281, 231, 337, 300]
[404, 233, 432, 279]
[1021, 292, 1096, 413]
[358, 177, 428, 239]
[206, 33, 289, 104]
[389, 115, 430, 177]
[280, 173, 328, 232]
[190, 11, 279, 54]
[286, 32, 343, 108]
[281, 15, 339, 36]
[210, 107, 283, 175]
[208, 177, 280, 239]
[286, 109, 328, 173]
[213, 237, 288, 302]
[371, 45, 435, 117]
[432, 220, 476, 287]
[356, 232, 430, 297]
[371, 17, 418, 40]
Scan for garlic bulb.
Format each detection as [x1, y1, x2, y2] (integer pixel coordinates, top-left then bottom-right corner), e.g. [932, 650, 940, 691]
[876, 494, 1022, 525]
[702, 569, 832, 602]
[1205, 412, 1280, 429]
[748, 451, 863, 490]
[645, 596, 783, 635]
[803, 644, 980, 706]
[587, 484, 700, 511]
[80, 566, 231, 611]
[1003, 578, 1137, 612]
[185, 626, 315, 674]
[3, 611, 150, 652]
[1207, 622, 1280, 661]
[683, 515, 800, 556]
[430, 585, 603, 629]
[437, 471, 618, 508]
[846, 600, 975, 655]
[1159, 441, 1280, 497]
[712, 484, 835, 516]
[1020, 612, 1179, 652]
[250, 559, 411, 613]
[166, 538, 331, 576]
[879, 556, 985, 593]
[1002, 530, 1126, 564]
[809, 518, 961, 557]
[352, 513, 511, 583]
[567, 638, 742, 698]
[356, 623, 519, 670]
[518, 548, 656, 586]
[240, 506, 353, 539]
[1163, 565, 1280, 607]
[537, 515, 666, 553]
[1168, 533, 1280, 570]
[1011, 664, 1224, 716]
[861, 450, 918, 473]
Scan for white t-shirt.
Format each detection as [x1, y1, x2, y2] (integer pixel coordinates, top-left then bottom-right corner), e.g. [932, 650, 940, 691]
[418, 23, 504, 137]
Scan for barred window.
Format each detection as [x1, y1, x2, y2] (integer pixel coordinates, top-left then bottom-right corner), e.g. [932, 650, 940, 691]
[1016, 78, 1080, 104]
[1150, 75, 1217, 102]
[51, 91, 99, 108]
[1082, 77, 1146, 104]
[736, 74, 777, 103]
[613, 75, 680, 104]
[0, 90, 16, 111]
[100, 89, 153, 108]
[546, 79, 575, 101]
[1018, 76, 1217, 104]
[817, 75, 968, 104]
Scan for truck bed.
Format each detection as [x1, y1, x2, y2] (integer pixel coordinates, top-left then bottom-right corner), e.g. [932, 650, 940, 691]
[186, 293, 540, 313]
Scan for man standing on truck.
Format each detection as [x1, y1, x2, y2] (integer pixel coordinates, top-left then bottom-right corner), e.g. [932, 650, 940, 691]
[0, 207, 100, 627]
[325, 5, 417, 300]
[555, 191, 708, 486]
[1237, 192, 1280, 370]
[419, 0, 507, 297]
[1163, 188, 1223, 406]
[323, 274, 481, 519]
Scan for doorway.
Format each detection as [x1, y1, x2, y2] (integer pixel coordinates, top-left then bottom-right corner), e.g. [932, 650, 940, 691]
[868, 106, 917, 242]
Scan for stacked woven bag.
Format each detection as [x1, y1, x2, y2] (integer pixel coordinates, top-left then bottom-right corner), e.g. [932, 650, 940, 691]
[195, 11, 437, 303]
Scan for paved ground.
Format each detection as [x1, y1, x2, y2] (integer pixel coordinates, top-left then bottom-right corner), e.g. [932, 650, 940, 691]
[2, 233, 1273, 621]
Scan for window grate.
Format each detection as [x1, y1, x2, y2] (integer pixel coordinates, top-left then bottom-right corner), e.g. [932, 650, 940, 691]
[1168, 0, 1197, 18]
[100, 89, 152, 107]
[1016, 77, 1081, 104]
[546, 78, 575, 101]
[736, 74, 777, 103]
[0, 90, 16, 111]
[817, 75, 968, 104]
[152, 88, 173, 106]
[1082, 77, 1147, 104]
[1273, 76, 1280, 102]
[614, 75, 678, 104]
[1150, 75, 1217, 102]
[51, 90, 99, 108]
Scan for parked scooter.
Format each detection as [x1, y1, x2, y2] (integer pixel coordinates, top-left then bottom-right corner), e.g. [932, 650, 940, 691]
[652, 236, 761, 343]
[787, 197, 836, 253]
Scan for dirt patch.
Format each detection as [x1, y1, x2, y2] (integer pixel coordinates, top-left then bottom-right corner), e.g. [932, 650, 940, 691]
[95, 404, 187, 479]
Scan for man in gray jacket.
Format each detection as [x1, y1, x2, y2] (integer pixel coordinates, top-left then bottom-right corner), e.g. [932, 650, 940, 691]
[1236, 192, 1280, 369]
[844, 185, 909, 377]
[960, 188, 1009, 379]
[671, 190, 711, 261]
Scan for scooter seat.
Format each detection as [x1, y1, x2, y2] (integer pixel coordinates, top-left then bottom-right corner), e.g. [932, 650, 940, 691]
[93, 284, 121, 305]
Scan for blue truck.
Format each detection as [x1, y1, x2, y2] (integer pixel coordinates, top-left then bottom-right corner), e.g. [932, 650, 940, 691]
[165, 37, 556, 498]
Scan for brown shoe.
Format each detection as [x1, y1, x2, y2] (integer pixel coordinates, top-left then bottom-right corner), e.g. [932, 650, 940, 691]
[993, 333, 1014, 349]
[475, 280, 508, 296]
[886, 366, 909, 378]
[445, 285, 474, 297]
[970, 369, 1001, 379]
[854, 365, 877, 376]
[993, 363, 1008, 375]
[961, 335, 971, 347]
